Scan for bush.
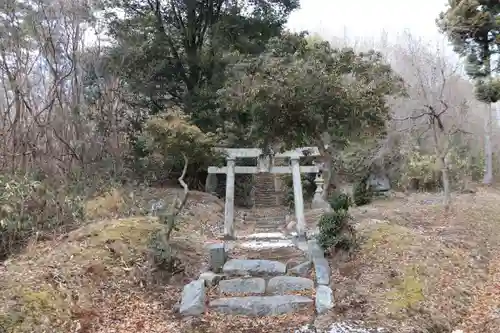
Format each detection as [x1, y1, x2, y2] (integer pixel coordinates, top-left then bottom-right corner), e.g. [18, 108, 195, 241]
[0, 174, 84, 260]
[328, 191, 352, 211]
[353, 175, 372, 206]
[317, 210, 357, 255]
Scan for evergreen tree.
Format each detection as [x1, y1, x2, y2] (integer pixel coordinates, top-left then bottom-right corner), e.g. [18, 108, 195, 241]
[437, 0, 500, 184]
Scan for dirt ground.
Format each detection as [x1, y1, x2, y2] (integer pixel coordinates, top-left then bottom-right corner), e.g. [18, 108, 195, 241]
[324, 188, 500, 333]
[2, 186, 500, 333]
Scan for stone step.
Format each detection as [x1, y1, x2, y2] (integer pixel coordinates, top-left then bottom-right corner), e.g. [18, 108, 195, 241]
[209, 295, 313, 316]
[267, 276, 314, 294]
[251, 224, 283, 230]
[218, 276, 315, 295]
[249, 217, 286, 221]
[223, 259, 286, 276]
[219, 277, 266, 294]
[231, 239, 296, 250]
[245, 220, 287, 224]
[236, 232, 290, 240]
[253, 221, 283, 226]
[246, 216, 287, 221]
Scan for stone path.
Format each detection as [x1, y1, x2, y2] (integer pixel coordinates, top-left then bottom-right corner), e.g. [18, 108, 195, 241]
[236, 207, 289, 233]
[179, 232, 334, 319]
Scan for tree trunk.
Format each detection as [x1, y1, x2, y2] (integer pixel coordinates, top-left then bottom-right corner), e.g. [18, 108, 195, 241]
[441, 155, 451, 211]
[482, 46, 493, 185]
[321, 155, 333, 201]
[483, 103, 493, 184]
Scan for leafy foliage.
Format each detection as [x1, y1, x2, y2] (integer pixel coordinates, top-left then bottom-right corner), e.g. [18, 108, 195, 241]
[317, 186, 356, 255]
[353, 175, 373, 206]
[218, 33, 404, 198]
[317, 210, 357, 255]
[328, 191, 352, 211]
[143, 108, 218, 165]
[218, 33, 405, 152]
[438, 0, 500, 103]
[401, 150, 439, 187]
[141, 108, 220, 269]
[399, 147, 485, 191]
[0, 174, 84, 259]
[104, 0, 298, 130]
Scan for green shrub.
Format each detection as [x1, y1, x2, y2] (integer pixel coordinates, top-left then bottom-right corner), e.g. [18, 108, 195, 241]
[0, 174, 84, 259]
[328, 191, 352, 211]
[317, 210, 357, 254]
[353, 175, 372, 206]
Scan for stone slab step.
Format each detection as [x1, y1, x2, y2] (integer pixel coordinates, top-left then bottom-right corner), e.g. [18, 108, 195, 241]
[267, 276, 314, 294]
[219, 277, 266, 294]
[252, 216, 287, 221]
[236, 232, 290, 240]
[223, 259, 286, 276]
[209, 295, 313, 316]
[230, 239, 296, 250]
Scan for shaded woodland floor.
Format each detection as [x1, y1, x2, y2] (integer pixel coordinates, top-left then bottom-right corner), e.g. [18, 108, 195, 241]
[1, 187, 500, 332]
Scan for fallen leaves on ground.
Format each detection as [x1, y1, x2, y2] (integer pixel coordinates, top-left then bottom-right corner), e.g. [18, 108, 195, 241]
[325, 188, 500, 333]
[7, 187, 500, 333]
[181, 308, 315, 333]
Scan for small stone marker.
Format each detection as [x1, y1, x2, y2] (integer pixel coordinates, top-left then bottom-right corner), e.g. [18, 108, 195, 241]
[219, 277, 266, 294]
[179, 280, 205, 316]
[315, 285, 334, 314]
[266, 276, 314, 294]
[207, 242, 226, 273]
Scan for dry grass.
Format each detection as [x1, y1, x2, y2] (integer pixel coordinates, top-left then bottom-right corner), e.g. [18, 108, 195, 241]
[84, 185, 224, 222]
[6, 186, 500, 333]
[0, 188, 224, 333]
[326, 187, 500, 333]
[0, 186, 315, 333]
[180, 308, 316, 333]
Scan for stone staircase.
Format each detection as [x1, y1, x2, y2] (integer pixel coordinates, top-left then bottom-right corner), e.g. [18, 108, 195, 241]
[253, 173, 286, 207]
[206, 258, 315, 316]
[240, 206, 289, 233]
[178, 234, 334, 320]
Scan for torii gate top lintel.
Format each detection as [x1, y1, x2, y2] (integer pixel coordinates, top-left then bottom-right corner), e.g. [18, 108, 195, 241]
[215, 147, 321, 159]
[208, 146, 321, 174]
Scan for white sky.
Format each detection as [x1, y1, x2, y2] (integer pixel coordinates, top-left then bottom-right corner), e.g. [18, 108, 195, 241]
[286, 0, 500, 118]
[286, 0, 449, 44]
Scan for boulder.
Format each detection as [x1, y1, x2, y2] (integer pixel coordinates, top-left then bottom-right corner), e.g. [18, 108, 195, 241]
[315, 285, 334, 314]
[179, 280, 205, 316]
[368, 173, 390, 192]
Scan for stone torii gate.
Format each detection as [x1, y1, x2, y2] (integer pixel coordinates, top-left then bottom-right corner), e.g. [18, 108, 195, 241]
[207, 147, 325, 239]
